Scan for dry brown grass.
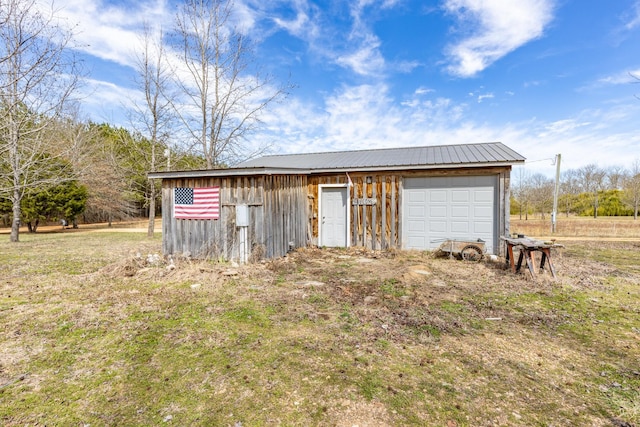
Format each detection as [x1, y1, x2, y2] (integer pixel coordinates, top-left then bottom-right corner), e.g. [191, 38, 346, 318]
[0, 226, 639, 426]
[511, 215, 640, 239]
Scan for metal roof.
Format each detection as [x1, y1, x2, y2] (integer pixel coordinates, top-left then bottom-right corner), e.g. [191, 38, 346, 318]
[148, 142, 525, 179]
[235, 142, 525, 170]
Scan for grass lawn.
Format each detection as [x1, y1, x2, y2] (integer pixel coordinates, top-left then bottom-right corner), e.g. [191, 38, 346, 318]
[0, 226, 639, 426]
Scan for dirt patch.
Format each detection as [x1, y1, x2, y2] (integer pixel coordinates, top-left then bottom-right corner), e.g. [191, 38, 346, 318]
[329, 399, 393, 426]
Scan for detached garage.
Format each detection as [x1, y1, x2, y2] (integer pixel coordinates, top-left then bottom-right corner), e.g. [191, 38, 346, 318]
[149, 142, 525, 261]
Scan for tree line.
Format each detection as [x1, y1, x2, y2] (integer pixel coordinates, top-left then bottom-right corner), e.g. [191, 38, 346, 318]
[0, 121, 201, 230]
[0, 0, 288, 242]
[511, 161, 640, 219]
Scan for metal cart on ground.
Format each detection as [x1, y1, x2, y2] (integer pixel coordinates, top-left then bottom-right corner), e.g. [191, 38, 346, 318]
[433, 239, 486, 262]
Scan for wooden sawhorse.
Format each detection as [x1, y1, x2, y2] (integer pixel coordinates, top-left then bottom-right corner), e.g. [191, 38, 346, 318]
[501, 237, 557, 279]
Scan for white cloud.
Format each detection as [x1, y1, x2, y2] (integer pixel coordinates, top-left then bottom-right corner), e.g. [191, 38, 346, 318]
[267, 0, 319, 39]
[477, 93, 494, 103]
[524, 80, 544, 88]
[335, 35, 386, 77]
[443, 0, 555, 77]
[597, 69, 640, 85]
[255, 82, 476, 154]
[537, 118, 590, 138]
[244, 0, 407, 77]
[248, 80, 640, 179]
[415, 87, 435, 95]
[51, 0, 640, 178]
[623, 0, 640, 30]
[76, 77, 140, 124]
[54, 0, 171, 67]
[353, 0, 398, 11]
[331, 2, 389, 76]
[273, 10, 310, 35]
[232, 0, 258, 31]
[250, 0, 386, 77]
[394, 60, 421, 74]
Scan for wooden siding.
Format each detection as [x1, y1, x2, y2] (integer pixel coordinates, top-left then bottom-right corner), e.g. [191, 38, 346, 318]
[307, 167, 511, 255]
[262, 175, 308, 258]
[308, 173, 401, 250]
[161, 175, 307, 261]
[160, 166, 511, 261]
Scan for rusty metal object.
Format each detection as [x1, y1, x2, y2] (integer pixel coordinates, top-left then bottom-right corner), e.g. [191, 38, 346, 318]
[435, 239, 486, 261]
[461, 244, 484, 262]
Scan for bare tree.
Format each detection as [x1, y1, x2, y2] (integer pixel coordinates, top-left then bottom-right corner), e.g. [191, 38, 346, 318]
[605, 165, 626, 190]
[622, 159, 640, 220]
[0, 0, 82, 242]
[130, 24, 174, 237]
[528, 173, 554, 219]
[82, 123, 141, 225]
[559, 169, 580, 217]
[0, 1, 19, 66]
[512, 167, 530, 219]
[576, 164, 606, 218]
[171, 0, 289, 169]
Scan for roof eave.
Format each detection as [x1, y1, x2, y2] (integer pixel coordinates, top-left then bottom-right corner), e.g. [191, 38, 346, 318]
[148, 167, 309, 179]
[306, 160, 524, 174]
[148, 160, 524, 180]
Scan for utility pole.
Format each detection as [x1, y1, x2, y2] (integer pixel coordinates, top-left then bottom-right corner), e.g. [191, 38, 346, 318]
[551, 153, 561, 233]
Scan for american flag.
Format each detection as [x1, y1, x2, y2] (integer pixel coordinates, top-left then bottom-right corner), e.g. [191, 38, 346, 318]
[174, 187, 220, 220]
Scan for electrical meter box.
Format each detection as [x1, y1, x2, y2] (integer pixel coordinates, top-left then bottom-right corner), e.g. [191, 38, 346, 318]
[236, 204, 249, 227]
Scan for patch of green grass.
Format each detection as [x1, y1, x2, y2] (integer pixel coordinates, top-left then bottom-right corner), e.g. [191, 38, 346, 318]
[380, 278, 406, 297]
[375, 337, 390, 350]
[339, 304, 358, 331]
[438, 301, 467, 314]
[222, 304, 268, 324]
[0, 232, 159, 276]
[416, 324, 442, 339]
[565, 243, 640, 274]
[307, 292, 330, 306]
[357, 371, 384, 400]
[1, 232, 639, 426]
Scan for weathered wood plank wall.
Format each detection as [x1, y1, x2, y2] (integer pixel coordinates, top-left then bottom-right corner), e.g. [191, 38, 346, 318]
[262, 175, 308, 258]
[161, 174, 308, 261]
[498, 170, 510, 257]
[307, 168, 511, 253]
[308, 173, 401, 250]
[160, 167, 511, 259]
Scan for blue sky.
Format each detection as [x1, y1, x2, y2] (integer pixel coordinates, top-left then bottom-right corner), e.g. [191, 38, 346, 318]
[53, 0, 640, 177]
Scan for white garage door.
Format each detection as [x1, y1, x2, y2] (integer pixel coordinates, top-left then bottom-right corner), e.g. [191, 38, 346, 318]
[402, 176, 496, 253]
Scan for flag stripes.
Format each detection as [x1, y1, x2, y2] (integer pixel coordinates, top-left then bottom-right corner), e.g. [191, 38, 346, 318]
[173, 187, 220, 220]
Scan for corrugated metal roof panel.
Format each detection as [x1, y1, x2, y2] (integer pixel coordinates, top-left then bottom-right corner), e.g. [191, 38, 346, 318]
[235, 142, 525, 170]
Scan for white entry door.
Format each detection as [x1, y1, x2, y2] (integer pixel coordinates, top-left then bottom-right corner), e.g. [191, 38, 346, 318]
[320, 186, 348, 247]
